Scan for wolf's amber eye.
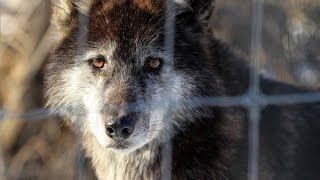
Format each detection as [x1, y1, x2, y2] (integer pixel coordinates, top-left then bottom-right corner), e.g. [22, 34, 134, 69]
[91, 57, 106, 69]
[145, 57, 162, 71]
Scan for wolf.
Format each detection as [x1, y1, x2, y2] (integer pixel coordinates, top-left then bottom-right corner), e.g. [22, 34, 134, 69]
[44, 0, 320, 179]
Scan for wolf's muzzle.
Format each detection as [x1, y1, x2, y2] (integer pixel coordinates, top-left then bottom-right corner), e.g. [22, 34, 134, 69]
[105, 115, 135, 140]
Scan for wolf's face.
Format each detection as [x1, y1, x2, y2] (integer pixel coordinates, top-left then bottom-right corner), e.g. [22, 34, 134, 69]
[45, 0, 220, 153]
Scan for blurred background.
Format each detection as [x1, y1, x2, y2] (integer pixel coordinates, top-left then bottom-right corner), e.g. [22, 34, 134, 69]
[0, 0, 319, 179]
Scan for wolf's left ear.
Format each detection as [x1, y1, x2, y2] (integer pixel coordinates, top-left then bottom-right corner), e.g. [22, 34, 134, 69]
[175, 0, 215, 29]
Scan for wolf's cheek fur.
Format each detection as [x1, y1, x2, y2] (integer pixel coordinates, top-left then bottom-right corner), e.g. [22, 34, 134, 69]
[147, 71, 196, 142]
[82, 84, 108, 146]
[45, 65, 93, 119]
[45, 63, 107, 145]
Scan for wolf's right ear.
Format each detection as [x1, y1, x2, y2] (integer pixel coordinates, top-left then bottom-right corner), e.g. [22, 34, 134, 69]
[51, 0, 77, 38]
[51, 0, 92, 38]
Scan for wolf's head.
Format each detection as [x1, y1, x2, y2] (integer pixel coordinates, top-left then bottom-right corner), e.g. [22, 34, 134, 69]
[45, 0, 223, 153]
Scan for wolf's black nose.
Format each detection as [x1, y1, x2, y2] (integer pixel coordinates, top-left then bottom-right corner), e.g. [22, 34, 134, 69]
[105, 116, 134, 139]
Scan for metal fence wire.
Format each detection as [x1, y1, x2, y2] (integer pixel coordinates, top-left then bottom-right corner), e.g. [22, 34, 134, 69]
[0, 0, 320, 180]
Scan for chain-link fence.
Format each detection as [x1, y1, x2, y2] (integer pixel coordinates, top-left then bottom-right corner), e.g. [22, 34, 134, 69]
[0, 0, 320, 179]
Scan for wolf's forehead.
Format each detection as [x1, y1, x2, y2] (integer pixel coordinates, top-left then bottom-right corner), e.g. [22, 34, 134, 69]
[86, 0, 165, 44]
[95, 0, 165, 13]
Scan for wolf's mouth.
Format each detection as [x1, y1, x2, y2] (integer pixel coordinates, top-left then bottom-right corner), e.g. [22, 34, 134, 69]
[106, 140, 130, 149]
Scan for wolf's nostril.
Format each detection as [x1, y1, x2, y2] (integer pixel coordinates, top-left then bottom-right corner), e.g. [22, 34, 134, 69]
[120, 127, 132, 138]
[106, 126, 115, 134]
[122, 127, 131, 134]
